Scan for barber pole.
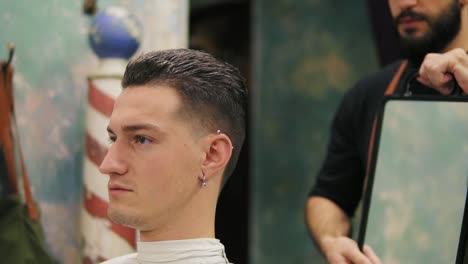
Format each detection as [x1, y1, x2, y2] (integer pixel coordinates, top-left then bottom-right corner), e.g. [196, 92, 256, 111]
[80, 1, 188, 262]
[81, 59, 136, 263]
[81, 6, 141, 263]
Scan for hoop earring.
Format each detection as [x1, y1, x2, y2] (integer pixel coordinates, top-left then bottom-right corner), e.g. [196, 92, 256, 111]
[201, 171, 207, 188]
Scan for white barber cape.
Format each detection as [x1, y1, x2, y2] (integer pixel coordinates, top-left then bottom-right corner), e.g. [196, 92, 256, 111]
[101, 238, 231, 264]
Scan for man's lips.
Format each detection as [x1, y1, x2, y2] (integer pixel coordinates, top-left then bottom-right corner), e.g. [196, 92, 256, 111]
[398, 16, 424, 27]
[108, 183, 132, 192]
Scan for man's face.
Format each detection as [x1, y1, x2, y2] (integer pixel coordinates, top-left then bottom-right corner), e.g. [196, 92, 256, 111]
[388, 0, 461, 62]
[100, 85, 203, 231]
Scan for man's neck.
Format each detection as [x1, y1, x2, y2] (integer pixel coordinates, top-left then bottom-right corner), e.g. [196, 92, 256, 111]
[443, 32, 468, 52]
[139, 220, 216, 242]
[444, 5, 468, 52]
[139, 189, 218, 242]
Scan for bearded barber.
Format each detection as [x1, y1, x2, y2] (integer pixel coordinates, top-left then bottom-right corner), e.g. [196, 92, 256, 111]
[306, 0, 468, 263]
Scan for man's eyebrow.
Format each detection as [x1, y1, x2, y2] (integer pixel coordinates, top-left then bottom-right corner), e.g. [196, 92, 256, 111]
[121, 123, 162, 133]
[106, 124, 163, 135]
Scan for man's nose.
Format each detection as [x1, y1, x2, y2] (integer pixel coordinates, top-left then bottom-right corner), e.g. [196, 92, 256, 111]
[99, 143, 127, 175]
[394, 0, 418, 11]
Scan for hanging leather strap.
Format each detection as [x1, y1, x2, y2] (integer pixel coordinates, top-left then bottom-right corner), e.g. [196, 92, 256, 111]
[0, 63, 39, 221]
[384, 60, 408, 96]
[0, 63, 19, 193]
[365, 60, 408, 183]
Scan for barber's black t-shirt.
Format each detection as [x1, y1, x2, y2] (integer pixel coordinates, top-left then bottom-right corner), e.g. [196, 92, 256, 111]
[309, 60, 441, 217]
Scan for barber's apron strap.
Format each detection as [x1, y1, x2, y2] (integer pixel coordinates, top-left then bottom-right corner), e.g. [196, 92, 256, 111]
[365, 60, 408, 187]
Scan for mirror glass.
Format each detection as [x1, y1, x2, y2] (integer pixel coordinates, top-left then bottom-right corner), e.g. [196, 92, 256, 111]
[360, 99, 468, 264]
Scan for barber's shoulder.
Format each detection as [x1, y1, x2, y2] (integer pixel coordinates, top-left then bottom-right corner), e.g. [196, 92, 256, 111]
[99, 253, 138, 264]
[347, 59, 406, 97]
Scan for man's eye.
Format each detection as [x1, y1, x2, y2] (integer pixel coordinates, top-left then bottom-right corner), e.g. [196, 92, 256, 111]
[108, 137, 116, 144]
[134, 135, 151, 144]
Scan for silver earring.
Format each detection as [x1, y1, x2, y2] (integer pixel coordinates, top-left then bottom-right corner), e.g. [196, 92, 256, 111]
[216, 129, 221, 135]
[201, 172, 207, 188]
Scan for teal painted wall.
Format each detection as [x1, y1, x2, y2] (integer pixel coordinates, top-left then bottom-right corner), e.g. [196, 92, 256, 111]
[0, 1, 186, 263]
[252, 1, 379, 263]
[1, 1, 92, 262]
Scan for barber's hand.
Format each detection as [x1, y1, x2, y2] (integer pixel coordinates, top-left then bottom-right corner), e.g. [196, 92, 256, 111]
[320, 236, 381, 264]
[417, 48, 468, 95]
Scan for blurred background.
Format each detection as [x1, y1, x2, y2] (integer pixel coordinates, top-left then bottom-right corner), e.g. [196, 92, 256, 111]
[0, 0, 401, 263]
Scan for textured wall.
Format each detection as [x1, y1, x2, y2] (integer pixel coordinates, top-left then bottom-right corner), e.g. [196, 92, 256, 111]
[251, 1, 378, 263]
[1, 1, 92, 262]
[0, 1, 187, 263]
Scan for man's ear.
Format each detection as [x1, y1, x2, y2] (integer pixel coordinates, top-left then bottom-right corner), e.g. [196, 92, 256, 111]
[200, 133, 233, 182]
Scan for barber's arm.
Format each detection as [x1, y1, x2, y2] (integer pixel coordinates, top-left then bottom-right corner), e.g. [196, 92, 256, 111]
[306, 197, 380, 264]
[306, 84, 382, 264]
[417, 48, 468, 94]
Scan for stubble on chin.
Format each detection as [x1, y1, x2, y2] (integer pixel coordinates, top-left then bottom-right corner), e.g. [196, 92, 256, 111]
[108, 206, 143, 229]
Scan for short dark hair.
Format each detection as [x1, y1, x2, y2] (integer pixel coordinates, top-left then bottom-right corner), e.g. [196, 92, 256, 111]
[122, 49, 247, 185]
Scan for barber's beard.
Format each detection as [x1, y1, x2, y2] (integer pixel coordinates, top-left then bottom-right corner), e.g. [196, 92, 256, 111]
[396, 1, 461, 65]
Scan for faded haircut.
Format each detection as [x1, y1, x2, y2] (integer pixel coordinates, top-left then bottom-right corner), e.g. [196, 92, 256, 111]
[121, 49, 247, 186]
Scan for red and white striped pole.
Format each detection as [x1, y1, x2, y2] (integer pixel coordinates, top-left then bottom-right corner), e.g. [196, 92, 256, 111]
[81, 2, 188, 262]
[81, 6, 141, 263]
[82, 59, 137, 263]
